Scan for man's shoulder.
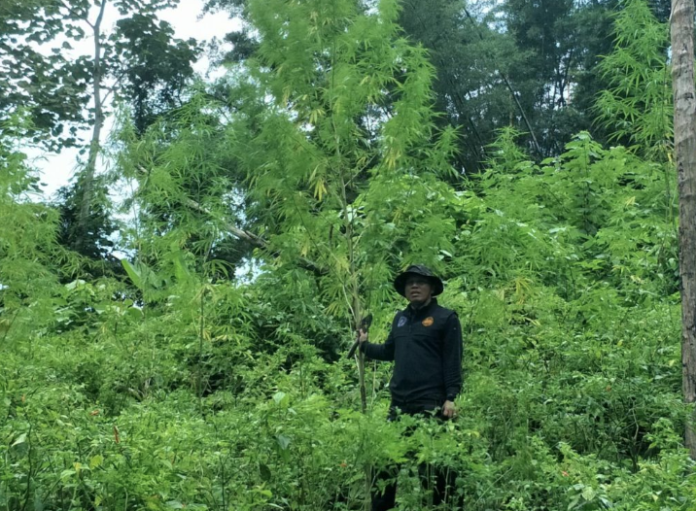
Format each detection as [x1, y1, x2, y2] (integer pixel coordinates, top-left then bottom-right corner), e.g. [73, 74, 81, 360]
[390, 302, 457, 317]
[392, 307, 407, 317]
[389, 308, 406, 322]
[431, 302, 457, 318]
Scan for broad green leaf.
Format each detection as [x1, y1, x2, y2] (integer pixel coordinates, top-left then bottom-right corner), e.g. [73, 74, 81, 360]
[121, 259, 142, 290]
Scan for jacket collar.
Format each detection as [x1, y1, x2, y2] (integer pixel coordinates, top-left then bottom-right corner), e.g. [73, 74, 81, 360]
[405, 297, 438, 319]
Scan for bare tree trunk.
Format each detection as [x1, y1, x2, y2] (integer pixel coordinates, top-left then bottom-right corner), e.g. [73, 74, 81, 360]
[76, 0, 107, 251]
[671, 0, 696, 459]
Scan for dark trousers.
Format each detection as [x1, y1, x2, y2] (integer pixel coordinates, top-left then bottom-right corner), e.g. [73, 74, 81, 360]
[371, 465, 453, 510]
[371, 402, 457, 511]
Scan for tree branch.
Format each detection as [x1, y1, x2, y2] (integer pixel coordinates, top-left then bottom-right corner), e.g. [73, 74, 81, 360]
[57, 0, 94, 29]
[463, 7, 542, 156]
[134, 163, 327, 276]
[181, 197, 327, 276]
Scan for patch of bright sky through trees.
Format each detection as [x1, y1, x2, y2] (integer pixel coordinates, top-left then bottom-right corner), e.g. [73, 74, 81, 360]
[31, 0, 499, 199]
[28, 0, 237, 199]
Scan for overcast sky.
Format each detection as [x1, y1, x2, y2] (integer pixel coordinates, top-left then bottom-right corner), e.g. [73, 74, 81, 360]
[29, 0, 238, 199]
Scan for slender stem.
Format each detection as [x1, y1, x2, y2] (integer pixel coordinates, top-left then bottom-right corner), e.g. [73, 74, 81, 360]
[0, 309, 19, 345]
[20, 424, 33, 511]
[198, 287, 205, 406]
[328, 21, 370, 510]
[76, 0, 108, 252]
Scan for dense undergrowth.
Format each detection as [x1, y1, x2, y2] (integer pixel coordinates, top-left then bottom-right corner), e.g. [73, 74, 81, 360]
[2, 0, 695, 509]
[3, 128, 693, 510]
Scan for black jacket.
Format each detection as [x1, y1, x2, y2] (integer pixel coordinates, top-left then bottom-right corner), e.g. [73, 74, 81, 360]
[362, 299, 463, 406]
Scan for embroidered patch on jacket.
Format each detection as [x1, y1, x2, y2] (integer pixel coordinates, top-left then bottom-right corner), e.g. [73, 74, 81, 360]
[397, 316, 407, 328]
[422, 317, 434, 327]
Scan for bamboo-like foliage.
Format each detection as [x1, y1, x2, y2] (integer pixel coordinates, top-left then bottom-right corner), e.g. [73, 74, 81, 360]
[232, 0, 458, 326]
[0, 117, 68, 344]
[595, 0, 673, 161]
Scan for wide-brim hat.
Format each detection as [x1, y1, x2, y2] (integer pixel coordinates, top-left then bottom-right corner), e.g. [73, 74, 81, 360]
[393, 264, 444, 297]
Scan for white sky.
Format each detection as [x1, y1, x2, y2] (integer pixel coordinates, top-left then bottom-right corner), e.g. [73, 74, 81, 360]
[28, 0, 239, 200]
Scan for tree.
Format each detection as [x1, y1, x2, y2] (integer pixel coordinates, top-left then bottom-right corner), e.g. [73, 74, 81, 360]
[504, 0, 576, 135]
[397, 0, 619, 168]
[397, 0, 525, 172]
[670, 0, 696, 459]
[114, 95, 259, 282]
[55, 175, 119, 270]
[0, 0, 199, 260]
[113, 13, 200, 136]
[0, 0, 89, 150]
[60, 0, 198, 256]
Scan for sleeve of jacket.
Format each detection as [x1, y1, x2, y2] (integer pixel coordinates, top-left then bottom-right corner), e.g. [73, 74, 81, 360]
[360, 325, 395, 361]
[442, 312, 463, 401]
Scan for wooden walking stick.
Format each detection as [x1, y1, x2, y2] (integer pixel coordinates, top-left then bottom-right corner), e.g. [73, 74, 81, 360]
[347, 311, 373, 510]
[347, 313, 373, 359]
[347, 313, 372, 415]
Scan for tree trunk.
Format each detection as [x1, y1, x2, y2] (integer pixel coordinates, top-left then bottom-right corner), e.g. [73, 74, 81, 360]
[671, 0, 696, 459]
[76, 0, 107, 251]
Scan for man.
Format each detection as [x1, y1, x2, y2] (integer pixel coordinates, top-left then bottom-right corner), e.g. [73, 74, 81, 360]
[358, 264, 463, 510]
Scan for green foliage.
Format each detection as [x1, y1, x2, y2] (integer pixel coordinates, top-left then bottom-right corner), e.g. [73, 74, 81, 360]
[0, 115, 70, 341]
[1, 0, 693, 510]
[228, 0, 461, 326]
[0, 0, 198, 149]
[55, 176, 120, 270]
[215, 0, 665, 169]
[595, 0, 672, 161]
[113, 13, 201, 135]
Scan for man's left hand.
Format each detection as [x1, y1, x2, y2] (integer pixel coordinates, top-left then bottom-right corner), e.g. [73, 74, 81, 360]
[442, 400, 456, 419]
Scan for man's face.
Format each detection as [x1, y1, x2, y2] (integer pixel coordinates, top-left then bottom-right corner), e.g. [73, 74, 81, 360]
[404, 275, 433, 305]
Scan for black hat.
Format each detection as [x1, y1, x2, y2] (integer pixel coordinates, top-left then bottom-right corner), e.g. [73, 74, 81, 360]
[393, 264, 444, 297]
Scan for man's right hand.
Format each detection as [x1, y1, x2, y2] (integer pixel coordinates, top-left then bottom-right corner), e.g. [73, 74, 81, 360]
[358, 328, 368, 343]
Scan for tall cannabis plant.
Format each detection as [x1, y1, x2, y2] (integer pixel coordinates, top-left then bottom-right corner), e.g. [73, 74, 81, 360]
[0, 115, 66, 345]
[595, 0, 672, 161]
[226, 0, 459, 403]
[235, 0, 457, 312]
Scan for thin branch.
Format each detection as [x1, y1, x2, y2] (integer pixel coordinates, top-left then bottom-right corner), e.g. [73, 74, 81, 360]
[93, 0, 107, 32]
[182, 196, 327, 276]
[101, 68, 131, 105]
[57, 0, 94, 29]
[134, 166, 327, 275]
[463, 7, 542, 155]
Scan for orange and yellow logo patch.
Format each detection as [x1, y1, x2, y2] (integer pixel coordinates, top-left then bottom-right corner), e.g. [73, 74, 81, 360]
[422, 317, 434, 327]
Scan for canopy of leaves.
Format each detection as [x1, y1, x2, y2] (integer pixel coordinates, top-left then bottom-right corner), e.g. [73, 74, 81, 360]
[0, 0, 198, 149]
[0, 1, 691, 510]
[595, 0, 672, 161]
